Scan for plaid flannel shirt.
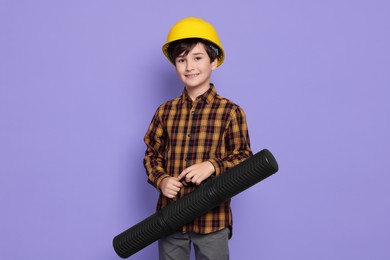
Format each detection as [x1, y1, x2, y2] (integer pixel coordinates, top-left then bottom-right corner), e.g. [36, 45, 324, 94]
[144, 84, 252, 236]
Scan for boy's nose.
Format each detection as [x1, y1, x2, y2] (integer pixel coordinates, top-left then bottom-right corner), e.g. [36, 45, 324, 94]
[185, 60, 194, 71]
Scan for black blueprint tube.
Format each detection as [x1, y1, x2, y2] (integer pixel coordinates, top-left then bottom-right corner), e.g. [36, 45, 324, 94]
[113, 149, 279, 258]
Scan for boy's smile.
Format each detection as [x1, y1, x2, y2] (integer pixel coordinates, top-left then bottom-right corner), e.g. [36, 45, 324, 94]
[175, 43, 218, 100]
[185, 73, 200, 79]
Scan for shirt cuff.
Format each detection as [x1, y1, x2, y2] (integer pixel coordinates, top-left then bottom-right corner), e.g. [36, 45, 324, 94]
[208, 158, 225, 176]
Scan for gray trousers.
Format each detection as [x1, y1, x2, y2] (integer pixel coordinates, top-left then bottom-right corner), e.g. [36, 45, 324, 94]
[158, 228, 230, 260]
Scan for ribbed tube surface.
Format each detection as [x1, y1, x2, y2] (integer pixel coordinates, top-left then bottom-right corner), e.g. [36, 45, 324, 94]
[113, 149, 279, 258]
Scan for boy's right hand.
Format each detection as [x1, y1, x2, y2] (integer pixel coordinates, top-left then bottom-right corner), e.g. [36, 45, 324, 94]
[159, 177, 183, 199]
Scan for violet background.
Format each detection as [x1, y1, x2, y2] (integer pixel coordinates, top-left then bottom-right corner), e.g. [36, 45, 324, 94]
[1, 0, 389, 259]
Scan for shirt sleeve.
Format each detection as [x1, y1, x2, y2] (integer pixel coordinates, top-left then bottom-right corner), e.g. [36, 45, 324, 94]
[143, 106, 170, 189]
[208, 106, 253, 176]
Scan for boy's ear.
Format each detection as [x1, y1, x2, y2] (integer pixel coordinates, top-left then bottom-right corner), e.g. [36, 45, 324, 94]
[211, 58, 218, 71]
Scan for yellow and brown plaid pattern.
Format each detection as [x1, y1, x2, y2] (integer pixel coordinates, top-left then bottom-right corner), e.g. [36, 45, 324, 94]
[144, 84, 252, 236]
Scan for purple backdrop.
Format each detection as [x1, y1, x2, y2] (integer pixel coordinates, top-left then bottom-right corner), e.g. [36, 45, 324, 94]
[1, 0, 389, 259]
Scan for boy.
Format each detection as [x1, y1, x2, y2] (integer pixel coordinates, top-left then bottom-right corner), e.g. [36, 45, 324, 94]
[143, 17, 252, 260]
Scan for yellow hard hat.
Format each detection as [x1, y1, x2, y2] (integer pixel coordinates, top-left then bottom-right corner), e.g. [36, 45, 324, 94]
[162, 17, 225, 67]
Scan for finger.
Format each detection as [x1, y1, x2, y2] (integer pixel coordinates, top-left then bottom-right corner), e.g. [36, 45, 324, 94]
[185, 175, 193, 183]
[178, 165, 193, 180]
[185, 171, 197, 183]
[164, 191, 174, 198]
[166, 189, 179, 196]
[165, 189, 178, 198]
[178, 170, 188, 180]
[165, 177, 181, 185]
[194, 175, 204, 185]
[193, 172, 207, 185]
[166, 182, 181, 191]
[171, 179, 183, 188]
[173, 179, 184, 188]
[191, 175, 200, 185]
[174, 185, 182, 192]
[191, 175, 199, 185]
[166, 193, 176, 199]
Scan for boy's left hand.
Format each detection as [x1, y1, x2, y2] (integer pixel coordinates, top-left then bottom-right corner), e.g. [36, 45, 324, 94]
[178, 161, 215, 185]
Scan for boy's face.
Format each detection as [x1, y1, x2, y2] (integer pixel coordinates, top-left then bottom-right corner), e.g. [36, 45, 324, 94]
[174, 43, 218, 92]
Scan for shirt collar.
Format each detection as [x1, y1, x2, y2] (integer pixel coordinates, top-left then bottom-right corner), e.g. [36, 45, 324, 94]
[180, 84, 217, 104]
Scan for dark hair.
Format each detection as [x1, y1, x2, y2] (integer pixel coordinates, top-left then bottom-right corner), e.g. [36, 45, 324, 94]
[167, 38, 219, 64]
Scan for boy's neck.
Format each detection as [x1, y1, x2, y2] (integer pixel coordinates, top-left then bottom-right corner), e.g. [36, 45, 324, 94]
[186, 84, 211, 101]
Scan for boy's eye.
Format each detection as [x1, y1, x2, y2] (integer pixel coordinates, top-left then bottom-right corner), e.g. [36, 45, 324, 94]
[176, 59, 185, 63]
[194, 57, 202, 61]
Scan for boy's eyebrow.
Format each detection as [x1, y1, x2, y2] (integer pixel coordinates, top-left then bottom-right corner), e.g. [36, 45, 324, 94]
[176, 52, 205, 59]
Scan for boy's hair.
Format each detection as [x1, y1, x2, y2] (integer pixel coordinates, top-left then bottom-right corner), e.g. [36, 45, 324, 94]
[167, 38, 219, 64]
